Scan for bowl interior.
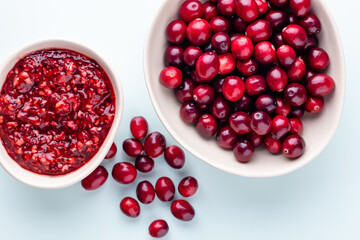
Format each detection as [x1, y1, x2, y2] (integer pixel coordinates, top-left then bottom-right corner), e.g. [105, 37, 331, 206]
[0, 40, 123, 188]
[144, 0, 345, 177]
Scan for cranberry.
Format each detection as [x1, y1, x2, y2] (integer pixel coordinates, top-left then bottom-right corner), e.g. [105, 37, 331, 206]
[164, 145, 185, 169]
[112, 162, 137, 184]
[164, 46, 184, 68]
[236, 58, 259, 76]
[266, 66, 288, 92]
[170, 200, 195, 221]
[272, 33, 285, 48]
[255, 94, 276, 114]
[210, 16, 231, 33]
[276, 45, 296, 67]
[288, 14, 298, 24]
[265, 11, 287, 31]
[183, 46, 203, 67]
[218, 53, 236, 75]
[211, 96, 231, 120]
[155, 177, 175, 202]
[275, 96, 291, 116]
[307, 73, 335, 97]
[287, 57, 306, 82]
[250, 111, 272, 135]
[135, 155, 154, 173]
[255, 0, 269, 15]
[305, 96, 324, 113]
[179, 0, 204, 23]
[120, 197, 140, 218]
[270, 0, 288, 7]
[144, 132, 166, 158]
[81, 166, 108, 190]
[233, 140, 254, 163]
[231, 36, 254, 60]
[245, 20, 272, 42]
[289, 0, 311, 17]
[216, 125, 238, 148]
[305, 69, 315, 83]
[160, 66, 183, 89]
[122, 138, 143, 157]
[271, 115, 291, 139]
[195, 114, 218, 137]
[175, 79, 195, 103]
[130, 116, 148, 140]
[203, 1, 218, 21]
[308, 48, 330, 72]
[178, 176, 198, 198]
[235, 0, 260, 22]
[299, 13, 321, 36]
[233, 93, 253, 112]
[282, 24, 308, 49]
[229, 111, 251, 134]
[264, 135, 282, 154]
[217, 0, 235, 16]
[193, 84, 215, 105]
[289, 106, 305, 118]
[211, 76, 226, 94]
[284, 83, 308, 106]
[149, 220, 169, 238]
[232, 17, 248, 33]
[196, 52, 219, 81]
[245, 75, 266, 96]
[105, 143, 117, 159]
[289, 118, 303, 135]
[211, 32, 231, 53]
[254, 41, 276, 64]
[282, 134, 305, 158]
[247, 131, 264, 148]
[136, 180, 156, 204]
[222, 76, 245, 101]
[166, 20, 187, 44]
[186, 19, 212, 46]
[180, 102, 200, 123]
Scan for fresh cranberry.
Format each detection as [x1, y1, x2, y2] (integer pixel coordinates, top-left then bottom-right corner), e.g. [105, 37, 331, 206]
[180, 0, 204, 23]
[155, 177, 175, 202]
[211, 32, 231, 54]
[136, 180, 156, 204]
[202, 42, 216, 53]
[217, 0, 235, 16]
[255, 94, 276, 114]
[289, 106, 305, 118]
[160, 66, 183, 89]
[130, 116, 148, 140]
[265, 11, 287, 31]
[246, 20, 272, 42]
[211, 76, 226, 94]
[233, 140, 254, 163]
[254, 41, 276, 64]
[250, 111, 272, 135]
[166, 20, 187, 44]
[175, 79, 195, 103]
[196, 52, 219, 81]
[233, 93, 253, 112]
[211, 96, 231, 120]
[264, 135, 282, 154]
[171, 200, 195, 221]
[120, 197, 140, 218]
[149, 220, 169, 238]
[245, 75, 267, 96]
[229, 111, 251, 134]
[236, 58, 259, 76]
[284, 83, 308, 106]
[210, 16, 231, 33]
[218, 53, 236, 75]
[276, 45, 296, 67]
[135, 155, 154, 173]
[307, 73, 335, 97]
[196, 114, 218, 137]
[288, 14, 298, 24]
[222, 76, 245, 101]
[305, 69, 315, 83]
[255, 0, 269, 15]
[271, 115, 291, 139]
[112, 162, 137, 184]
[231, 36, 254, 60]
[144, 132, 166, 158]
[287, 57, 306, 82]
[164, 145, 185, 169]
[266, 66, 288, 92]
[247, 131, 264, 148]
[272, 32, 285, 48]
[275, 96, 291, 116]
[164, 46, 184, 68]
[289, 118, 303, 135]
[105, 143, 117, 159]
[289, 0, 311, 17]
[203, 1, 218, 21]
[178, 176, 198, 197]
[282, 24, 308, 49]
[305, 96, 324, 113]
[304, 37, 319, 51]
[235, 0, 259, 22]
[186, 19, 212, 46]
[270, 0, 288, 7]
[299, 13, 321, 35]
[282, 134, 305, 158]
[81, 166, 108, 190]
[183, 46, 203, 67]
[193, 84, 215, 105]
[180, 102, 200, 123]
[122, 138, 143, 157]
[216, 125, 238, 148]
[308, 48, 330, 72]
[232, 17, 248, 33]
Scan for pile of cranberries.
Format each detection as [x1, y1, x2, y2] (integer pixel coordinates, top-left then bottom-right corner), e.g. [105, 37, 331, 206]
[81, 116, 198, 238]
[160, 0, 335, 162]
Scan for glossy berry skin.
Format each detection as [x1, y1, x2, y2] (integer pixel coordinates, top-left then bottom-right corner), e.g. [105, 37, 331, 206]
[308, 48, 330, 72]
[130, 116, 148, 140]
[81, 166, 108, 190]
[255, 94, 276, 115]
[171, 200, 195, 221]
[265, 11, 287, 31]
[275, 97, 291, 116]
[231, 36, 254, 60]
[144, 132, 166, 158]
[266, 66, 288, 92]
[229, 111, 251, 134]
[284, 83, 308, 106]
[245, 75, 266, 96]
[233, 140, 254, 163]
[120, 197, 140, 218]
[164, 46, 184, 68]
[160, 66, 183, 89]
[282, 134, 305, 158]
[307, 73, 335, 97]
[218, 53, 236, 75]
[165, 145, 185, 169]
[166, 20, 187, 44]
[123, 138, 143, 157]
[299, 13, 321, 35]
[211, 96, 231, 120]
[210, 16, 231, 33]
[282, 24, 308, 49]
[196, 52, 219, 81]
[264, 135, 282, 154]
[112, 162, 137, 184]
[233, 93, 253, 112]
[289, 0, 311, 17]
[136, 180, 156, 204]
[175, 79, 195, 103]
[193, 84, 215, 105]
[245, 20, 272, 42]
[217, 0, 235, 16]
[211, 76, 226, 94]
[270, 0, 288, 7]
[250, 111, 272, 136]
[179, 0, 204, 23]
[180, 102, 200, 123]
[211, 32, 231, 54]
[232, 17, 248, 33]
[196, 114, 218, 137]
[255, 0, 269, 15]
[105, 143, 117, 159]
[186, 19, 212, 46]
[271, 115, 291, 139]
[216, 125, 238, 148]
[203, 1, 218, 21]
[135, 155, 154, 173]
[289, 118, 303, 135]
[276, 45, 296, 67]
[155, 177, 176, 202]
[149, 220, 169, 238]
[287, 57, 306, 82]
[304, 37, 319, 51]
[178, 176, 199, 197]
[247, 131, 264, 148]
[254, 41, 276, 64]
[237, 58, 259, 76]
[305, 96, 324, 113]
[272, 32, 285, 48]
[289, 106, 305, 118]
[235, 0, 260, 22]
[183, 46, 203, 67]
[222, 76, 245, 101]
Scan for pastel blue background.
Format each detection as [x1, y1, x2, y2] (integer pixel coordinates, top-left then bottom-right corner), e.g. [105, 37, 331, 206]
[0, 0, 358, 239]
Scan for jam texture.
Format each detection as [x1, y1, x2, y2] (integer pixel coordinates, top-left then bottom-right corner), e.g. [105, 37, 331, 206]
[0, 49, 116, 175]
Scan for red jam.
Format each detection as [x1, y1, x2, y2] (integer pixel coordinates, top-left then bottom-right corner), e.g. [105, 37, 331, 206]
[0, 49, 116, 175]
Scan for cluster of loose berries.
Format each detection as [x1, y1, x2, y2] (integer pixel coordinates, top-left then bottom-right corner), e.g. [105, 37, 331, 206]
[81, 116, 198, 238]
[160, 0, 335, 163]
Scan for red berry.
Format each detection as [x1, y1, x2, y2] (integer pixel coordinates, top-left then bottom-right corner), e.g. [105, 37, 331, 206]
[247, 131, 264, 148]
[222, 75, 245, 101]
[130, 116, 148, 140]
[135, 155, 154, 173]
[211, 96, 231, 120]
[160, 66, 183, 89]
[136, 180, 156, 204]
[254, 41, 276, 64]
[282, 24, 308, 49]
[217, 0, 235, 16]
[271, 115, 291, 139]
[122, 138, 143, 157]
[144, 132, 166, 158]
[164, 145, 185, 169]
[166, 20, 187, 44]
[276, 45, 296, 67]
[180, 102, 200, 123]
[196, 114, 218, 137]
[164, 45, 184, 68]
[235, 0, 260, 22]
[287, 57, 306, 82]
[255, 94, 276, 114]
[196, 52, 219, 82]
[264, 135, 282, 154]
[112, 162, 137, 184]
[175, 78, 195, 103]
[149, 220, 169, 238]
[266, 11, 287, 31]
[170, 200, 195, 221]
[105, 143, 117, 159]
[216, 125, 238, 148]
[155, 177, 175, 202]
[275, 97, 291, 116]
[178, 176, 198, 197]
[186, 19, 212, 46]
[255, 0, 269, 15]
[307, 73, 335, 97]
[231, 36, 254, 60]
[179, 0, 204, 23]
[299, 13, 322, 36]
[250, 111, 272, 135]
[305, 96, 324, 113]
[233, 140, 254, 163]
[81, 166, 108, 190]
[218, 53, 236, 75]
[210, 16, 231, 33]
[266, 66, 288, 92]
[229, 111, 251, 134]
[203, 2, 218, 21]
[183, 46, 203, 67]
[120, 197, 140, 218]
[282, 134, 305, 158]
[245, 20, 272, 42]
[289, 0, 311, 17]
[289, 118, 303, 135]
[308, 48, 330, 72]
[284, 83, 308, 106]
[236, 58, 259, 76]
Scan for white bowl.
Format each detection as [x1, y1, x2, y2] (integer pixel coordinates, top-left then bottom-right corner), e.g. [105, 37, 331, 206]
[144, 0, 345, 177]
[0, 39, 123, 188]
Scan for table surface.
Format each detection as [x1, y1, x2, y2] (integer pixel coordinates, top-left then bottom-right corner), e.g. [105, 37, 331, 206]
[0, 0, 358, 239]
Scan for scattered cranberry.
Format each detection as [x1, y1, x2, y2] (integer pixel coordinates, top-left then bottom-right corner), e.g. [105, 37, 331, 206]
[305, 96, 324, 114]
[130, 116, 148, 140]
[250, 111, 272, 136]
[218, 53, 236, 75]
[196, 52, 219, 81]
[155, 177, 176, 202]
[120, 197, 140, 218]
[222, 75, 245, 101]
[289, 118, 303, 135]
[123, 138, 143, 157]
[282, 134, 305, 158]
[136, 180, 156, 204]
[144, 132, 166, 158]
[264, 135, 282, 154]
[284, 83, 308, 106]
[246, 20, 272, 42]
[164, 145, 186, 169]
[160, 66, 183, 89]
[196, 114, 218, 137]
[289, 0, 311, 17]
[233, 140, 254, 163]
[105, 143, 118, 159]
[254, 41, 276, 64]
[282, 24, 308, 49]
[149, 220, 169, 238]
[166, 20, 187, 44]
[308, 48, 330, 72]
[81, 166, 108, 191]
[112, 162, 137, 184]
[180, 0, 204, 23]
[135, 155, 154, 173]
[170, 200, 195, 221]
[180, 102, 200, 123]
[186, 18, 212, 46]
[271, 115, 291, 139]
[266, 66, 288, 92]
[287, 57, 306, 82]
[235, 0, 260, 22]
[216, 125, 238, 148]
[307, 73, 335, 97]
[276, 45, 296, 67]
[229, 111, 251, 134]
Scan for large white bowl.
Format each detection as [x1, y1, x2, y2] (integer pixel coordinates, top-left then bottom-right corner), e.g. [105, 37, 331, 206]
[0, 39, 124, 188]
[144, 0, 345, 177]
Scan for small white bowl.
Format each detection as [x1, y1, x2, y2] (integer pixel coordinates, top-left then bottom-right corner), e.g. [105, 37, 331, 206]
[0, 39, 123, 188]
[144, 0, 345, 177]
